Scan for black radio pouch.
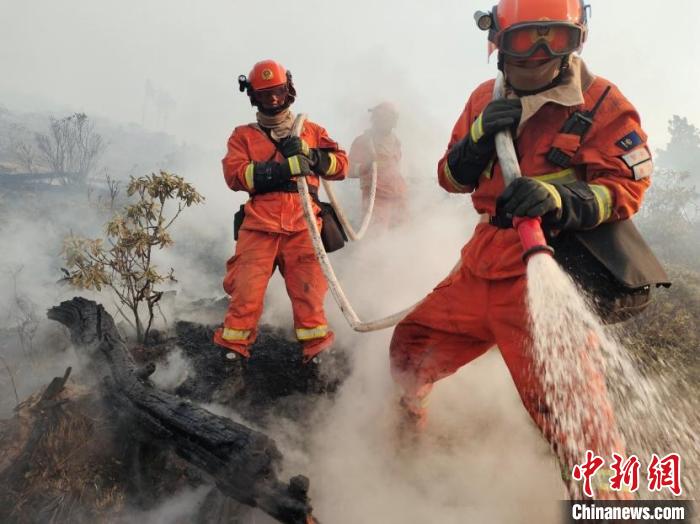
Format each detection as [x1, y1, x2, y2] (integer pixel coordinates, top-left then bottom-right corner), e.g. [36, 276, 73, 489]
[233, 204, 245, 241]
[311, 193, 348, 253]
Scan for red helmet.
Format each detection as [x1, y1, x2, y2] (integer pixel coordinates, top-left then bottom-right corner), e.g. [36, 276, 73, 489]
[247, 59, 288, 90]
[238, 59, 297, 114]
[476, 0, 588, 59]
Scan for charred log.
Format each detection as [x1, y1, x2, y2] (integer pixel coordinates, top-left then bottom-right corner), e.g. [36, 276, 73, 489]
[47, 297, 314, 524]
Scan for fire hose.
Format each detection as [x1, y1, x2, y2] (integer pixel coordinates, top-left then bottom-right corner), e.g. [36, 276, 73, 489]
[293, 114, 416, 331]
[320, 159, 377, 241]
[293, 72, 551, 333]
[492, 74, 554, 261]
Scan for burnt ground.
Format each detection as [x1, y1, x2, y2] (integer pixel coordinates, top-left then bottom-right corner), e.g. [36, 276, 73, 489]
[169, 321, 350, 423]
[0, 304, 352, 524]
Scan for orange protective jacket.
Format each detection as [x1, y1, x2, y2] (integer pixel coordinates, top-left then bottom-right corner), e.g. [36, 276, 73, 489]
[222, 120, 348, 233]
[438, 76, 652, 280]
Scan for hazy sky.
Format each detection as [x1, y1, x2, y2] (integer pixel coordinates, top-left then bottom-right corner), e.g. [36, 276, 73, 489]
[1, 0, 698, 152]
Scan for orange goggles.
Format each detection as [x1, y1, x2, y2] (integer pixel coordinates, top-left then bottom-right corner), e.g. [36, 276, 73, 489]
[500, 23, 583, 58]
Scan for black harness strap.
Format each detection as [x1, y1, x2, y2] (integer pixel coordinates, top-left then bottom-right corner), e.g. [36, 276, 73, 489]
[546, 85, 612, 168]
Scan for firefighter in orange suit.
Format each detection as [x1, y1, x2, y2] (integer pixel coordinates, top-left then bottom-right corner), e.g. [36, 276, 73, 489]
[349, 102, 408, 230]
[213, 60, 348, 363]
[390, 0, 653, 499]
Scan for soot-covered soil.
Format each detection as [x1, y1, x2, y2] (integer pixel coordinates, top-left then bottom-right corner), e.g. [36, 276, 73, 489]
[0, 310, 351, 524]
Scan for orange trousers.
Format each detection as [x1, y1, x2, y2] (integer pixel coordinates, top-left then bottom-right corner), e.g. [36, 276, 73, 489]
[216, 228, 331, 360]
[390, 261, 627, 498]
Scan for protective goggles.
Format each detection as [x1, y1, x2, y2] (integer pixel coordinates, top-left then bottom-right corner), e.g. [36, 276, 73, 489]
[500, 23, 584, 58]
[253, 84, 289, 105]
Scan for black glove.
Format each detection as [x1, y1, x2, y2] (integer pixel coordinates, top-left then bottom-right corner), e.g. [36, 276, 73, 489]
[280, 137, 336, 176]
[497, 177, 561, 218]
[476, 99, 522, 143]
[280, 137, 311, 159]
[497, 178, 604, 231]
[252, 155, 312, 193]
[446, 99, 522, 188]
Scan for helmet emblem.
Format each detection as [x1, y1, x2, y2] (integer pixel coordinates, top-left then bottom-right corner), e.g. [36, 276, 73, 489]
[261, 69, 274, 81]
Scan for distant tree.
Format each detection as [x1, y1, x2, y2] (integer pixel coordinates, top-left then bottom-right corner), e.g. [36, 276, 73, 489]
[637, 168, 699, 266]
[655, 115, 700, 175]
[35, 113, 105, 184]
[11, 140, 38, 173]
[62, 171, 204, 342]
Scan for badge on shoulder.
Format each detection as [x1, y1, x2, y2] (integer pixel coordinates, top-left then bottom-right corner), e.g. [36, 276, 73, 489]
[616, 131, 644, 151]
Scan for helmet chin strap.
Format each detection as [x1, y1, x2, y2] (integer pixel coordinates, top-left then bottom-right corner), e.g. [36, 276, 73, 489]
[499, 54, 570, 97]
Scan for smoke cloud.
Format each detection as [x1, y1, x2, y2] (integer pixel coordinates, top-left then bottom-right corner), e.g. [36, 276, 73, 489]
[1, 1, 699, 521]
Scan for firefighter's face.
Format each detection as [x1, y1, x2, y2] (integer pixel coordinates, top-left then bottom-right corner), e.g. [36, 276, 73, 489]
[504, 55, 562, 91]
[254, 84, 289, 111]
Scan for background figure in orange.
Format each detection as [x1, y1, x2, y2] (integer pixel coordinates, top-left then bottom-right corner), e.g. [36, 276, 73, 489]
[390, 0, 654, 500]
[213, 59, 348, 364]
[349, 102, 408, 231]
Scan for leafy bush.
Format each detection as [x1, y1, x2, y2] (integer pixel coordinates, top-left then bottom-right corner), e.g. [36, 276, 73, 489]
[63, 171, 204, 342]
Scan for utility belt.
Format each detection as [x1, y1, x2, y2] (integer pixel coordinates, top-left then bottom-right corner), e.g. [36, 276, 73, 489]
[233, 182, 347, 253]
[253, 180, 319, 195]
[481, 213, 670, 323]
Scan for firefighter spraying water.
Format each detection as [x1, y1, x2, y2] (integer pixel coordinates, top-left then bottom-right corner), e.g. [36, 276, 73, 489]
[385, 0, 671, 500]
[210, 0, 686, 504]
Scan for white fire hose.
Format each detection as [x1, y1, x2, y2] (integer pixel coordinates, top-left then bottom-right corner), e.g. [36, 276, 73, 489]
[320, 159, 377, 241]
[293, 114, 416, 331]
[293, 76, 523, 332]
[493, 72, 522, 184]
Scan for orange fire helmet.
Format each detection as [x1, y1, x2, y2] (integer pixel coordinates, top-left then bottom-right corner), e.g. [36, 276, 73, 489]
[475, 0, 589, 59]
[238, 59, 297, 114]
[246, 59, 288, 91]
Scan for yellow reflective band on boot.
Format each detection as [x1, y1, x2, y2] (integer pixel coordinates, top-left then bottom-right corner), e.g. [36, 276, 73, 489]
[589, 184, 614, 225]
[470, 113, 485, 143]
[244, 162, 255, 190]
[222, 328, 251, 341]
[296, 325, 328, 341]
[444, 163, 469, 192]
[288, 155, 302, 175]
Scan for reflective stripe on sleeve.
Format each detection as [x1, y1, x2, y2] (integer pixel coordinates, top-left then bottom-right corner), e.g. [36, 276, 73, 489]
[326, 152, 338, 176]
[244, 162, 255, 190]
[470, 114, 485, 143]
[443, 163, 470, 192]
[288, 156, 302, 175]
[589, 184, 614, 224]
[533, 167, 576, 184]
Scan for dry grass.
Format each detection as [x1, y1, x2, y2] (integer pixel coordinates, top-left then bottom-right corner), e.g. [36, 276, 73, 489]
[0, 383, 127, 523]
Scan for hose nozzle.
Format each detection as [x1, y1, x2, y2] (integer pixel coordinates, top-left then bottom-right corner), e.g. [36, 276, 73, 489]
[513, 217, 554, 263]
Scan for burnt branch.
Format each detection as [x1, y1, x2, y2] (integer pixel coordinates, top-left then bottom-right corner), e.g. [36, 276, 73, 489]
[47, 297, 314, 524]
